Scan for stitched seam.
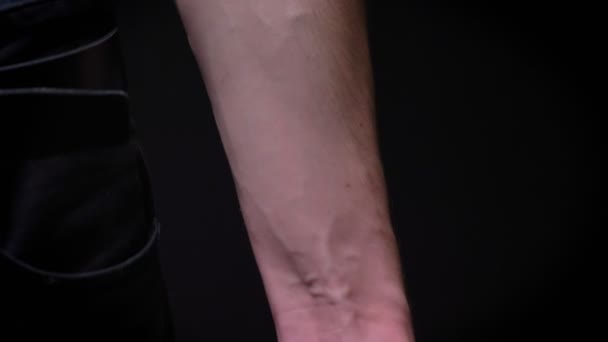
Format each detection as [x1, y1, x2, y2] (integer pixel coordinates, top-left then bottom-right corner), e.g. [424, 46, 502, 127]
[0, 27, 117, 72]
[0, 218, 161, 280]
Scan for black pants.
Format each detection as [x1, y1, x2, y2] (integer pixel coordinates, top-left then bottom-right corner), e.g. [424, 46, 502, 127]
[0, 94, 175, 340]
[0, 6, 175, 338]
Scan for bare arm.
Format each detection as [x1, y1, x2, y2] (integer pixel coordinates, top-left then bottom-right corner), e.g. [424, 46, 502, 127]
[175, 1, 414, 341]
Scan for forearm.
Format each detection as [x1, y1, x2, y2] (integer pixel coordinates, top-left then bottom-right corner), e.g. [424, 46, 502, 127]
[176, 0, 412, 339]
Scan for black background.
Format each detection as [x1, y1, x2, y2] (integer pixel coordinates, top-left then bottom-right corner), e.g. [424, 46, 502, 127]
[116, 1, 597, 341]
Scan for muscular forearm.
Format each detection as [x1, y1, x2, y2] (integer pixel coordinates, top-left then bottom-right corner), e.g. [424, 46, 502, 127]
[176, 0, 413, 340]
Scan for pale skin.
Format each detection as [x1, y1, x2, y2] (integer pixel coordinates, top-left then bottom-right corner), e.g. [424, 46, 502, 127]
[174, 1, 415, 341]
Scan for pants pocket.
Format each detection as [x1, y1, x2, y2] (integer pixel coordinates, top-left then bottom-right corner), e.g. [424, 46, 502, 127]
[0, 218, 174, 341]
[0, 140, 173, 341]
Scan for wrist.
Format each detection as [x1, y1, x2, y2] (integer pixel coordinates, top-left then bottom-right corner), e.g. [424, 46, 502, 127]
[238, 186, 413, 340]
[268, 237, 414, 341]
[274, 299, 414, 342]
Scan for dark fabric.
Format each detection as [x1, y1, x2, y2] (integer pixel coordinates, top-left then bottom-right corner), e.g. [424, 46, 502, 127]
[0, 1, 175, 339]
[2, 135, 151, 273]
[0, 220, 175, 341]
[0, 27, 126, 90]
[0, 0, 117, 65]
[0, 93, 175, 340]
